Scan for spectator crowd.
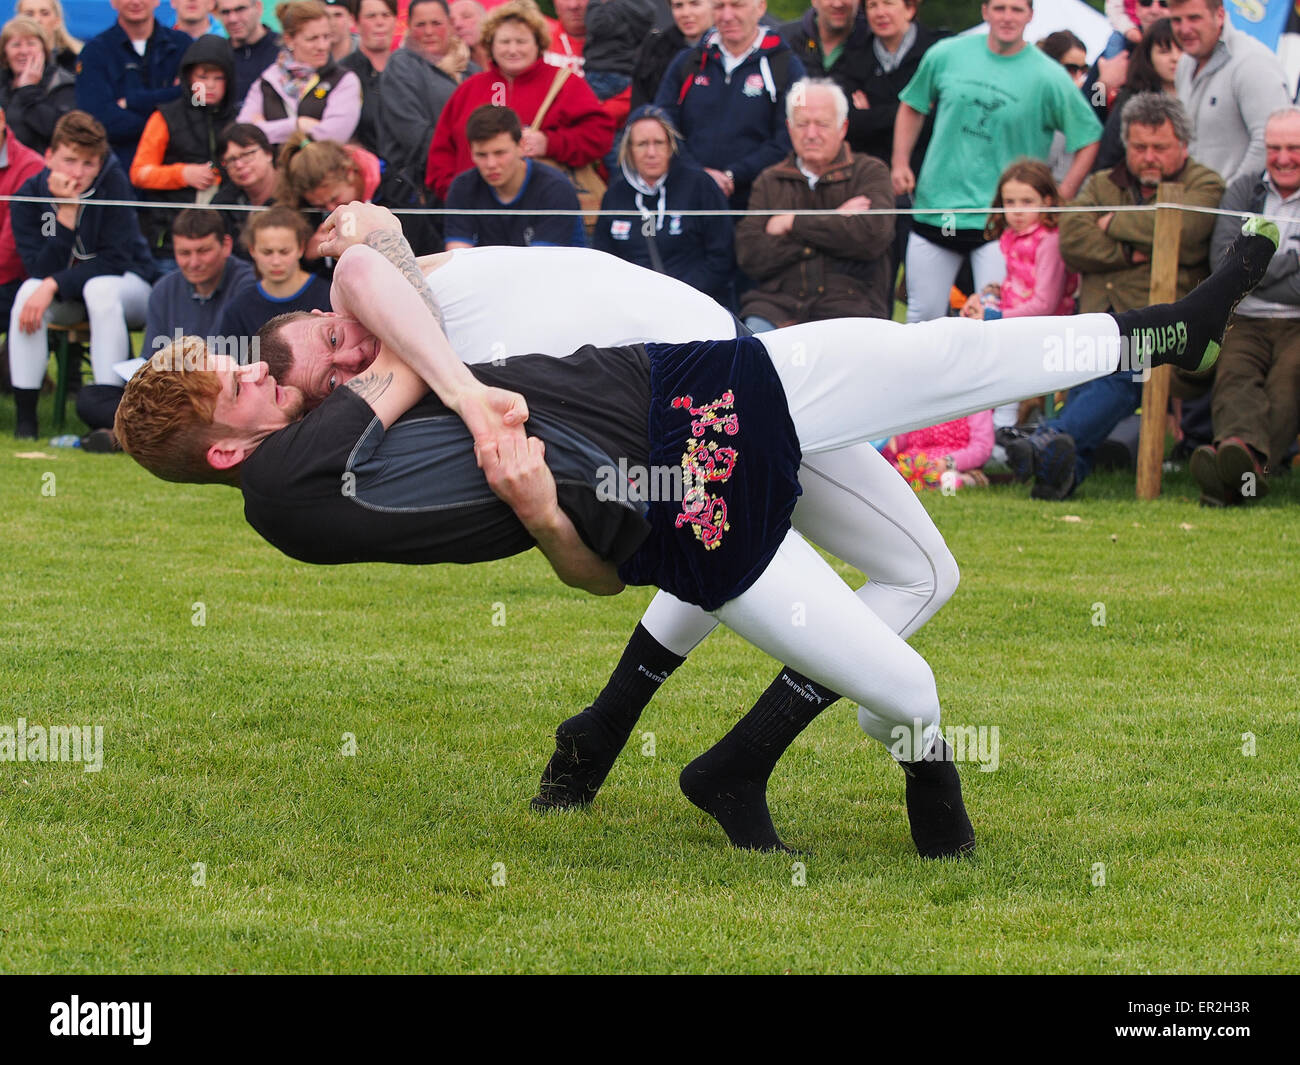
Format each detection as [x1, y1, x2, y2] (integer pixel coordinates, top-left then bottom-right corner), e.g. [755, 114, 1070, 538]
[0, 0, 1297, 506]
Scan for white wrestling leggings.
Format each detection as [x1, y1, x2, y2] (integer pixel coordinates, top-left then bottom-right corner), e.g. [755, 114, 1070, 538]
[8, 273, 152, 389]
[643, 314, 1125, 751]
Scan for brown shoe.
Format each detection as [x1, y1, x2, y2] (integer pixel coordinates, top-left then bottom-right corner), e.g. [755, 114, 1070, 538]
[1216, 437, 1268, 503]
[1190, 444, 1233, 507]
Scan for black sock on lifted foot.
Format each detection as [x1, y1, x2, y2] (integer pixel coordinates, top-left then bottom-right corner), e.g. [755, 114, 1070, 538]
[899, 737, 975, 859]
[680, 668, 839, 851]
[531, 624, 685, 810]
[1110, 217, 1279, 374]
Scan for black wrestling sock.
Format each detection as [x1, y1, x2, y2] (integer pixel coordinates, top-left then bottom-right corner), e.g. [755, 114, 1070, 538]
[13, 388, 38, 439]
[1110, 217, 1278, 374]
[679, 668, 840, 852]
[531, 623, 686, 811]
[899, 737, 975, 859]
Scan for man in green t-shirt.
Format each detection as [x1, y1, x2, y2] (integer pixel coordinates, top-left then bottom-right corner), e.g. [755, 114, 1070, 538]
[890, 0, 1101, 323]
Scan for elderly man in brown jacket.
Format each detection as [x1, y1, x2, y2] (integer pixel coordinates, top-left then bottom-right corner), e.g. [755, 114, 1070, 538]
[735, 77, 895, 330]
[1003, 92, 1226, 500]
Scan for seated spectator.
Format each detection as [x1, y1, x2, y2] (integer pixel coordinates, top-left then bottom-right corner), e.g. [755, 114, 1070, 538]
[129, 34, 238, 267]
[653, 0, 805, 211]
[339, 0, 395, 156]
[884, 410, 995, 491]
[212, 122, 277, 254]
[1006, 93, 1224, 500]
[215, 0, 283, 109]
[378, 0, 475, 193]
[236, 0, 361, 148]
[74, 0, 192, 169]
[1192, 107, 1300, 506]
[0, 102, 44, 344]
[8, 110, 159, 439]
[174, 0, 221, 37]
[583, 0, 656, 105]
[630, 0, 712, 110]
[76, 207, 254, 449]
[323, 0, 357, 62]
[275, 134, 380, 262]
[217, 204, 331, 339]
[735, 79, 894, 329]
[0, 15, 74, 153]
[444, 104, 584, 249]
[424, 0, 613, 201]
[593, 104, 732, 305]
[449, 0, 488, 71]
[1094, 17, 1180, 173]
[16, 0, 82, 71]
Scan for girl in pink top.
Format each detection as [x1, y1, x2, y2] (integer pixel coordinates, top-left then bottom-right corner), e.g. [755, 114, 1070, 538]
[885, 410, 995, 491]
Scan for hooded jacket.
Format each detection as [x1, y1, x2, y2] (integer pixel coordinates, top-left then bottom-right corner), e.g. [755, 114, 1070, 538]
[12, 152, 159, 301]
[653, 27, 805, 207]
[0, 57, 76, 154]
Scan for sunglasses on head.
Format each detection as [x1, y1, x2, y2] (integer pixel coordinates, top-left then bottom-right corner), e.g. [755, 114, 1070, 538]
[1137, 0, 1168, 8]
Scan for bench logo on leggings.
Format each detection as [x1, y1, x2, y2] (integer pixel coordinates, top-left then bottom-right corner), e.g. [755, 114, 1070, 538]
[672, 391, 739, 550]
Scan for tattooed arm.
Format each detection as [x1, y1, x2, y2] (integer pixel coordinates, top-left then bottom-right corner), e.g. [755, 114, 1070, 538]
[330, 242, 528, 455]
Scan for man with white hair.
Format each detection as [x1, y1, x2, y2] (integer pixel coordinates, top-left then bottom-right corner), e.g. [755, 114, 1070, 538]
[736, 77, 895, 329]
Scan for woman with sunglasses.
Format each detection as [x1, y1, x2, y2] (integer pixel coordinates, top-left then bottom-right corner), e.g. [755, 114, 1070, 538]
[1086, 0, 1171, 121]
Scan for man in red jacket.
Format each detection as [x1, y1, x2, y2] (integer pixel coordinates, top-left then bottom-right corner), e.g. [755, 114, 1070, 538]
[0, 104, 44, 392]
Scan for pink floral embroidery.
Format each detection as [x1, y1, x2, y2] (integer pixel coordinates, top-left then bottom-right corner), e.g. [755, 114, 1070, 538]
[672, 392, 739, 550]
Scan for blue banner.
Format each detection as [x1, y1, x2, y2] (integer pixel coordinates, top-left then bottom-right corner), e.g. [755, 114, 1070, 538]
[1226, 0, 1294, 49]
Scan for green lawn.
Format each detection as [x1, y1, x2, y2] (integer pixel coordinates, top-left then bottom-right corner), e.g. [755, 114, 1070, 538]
[3, 389, 1298, 973]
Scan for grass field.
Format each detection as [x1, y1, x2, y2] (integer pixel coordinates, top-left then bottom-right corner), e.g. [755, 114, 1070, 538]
[3, 388, 1299, 974]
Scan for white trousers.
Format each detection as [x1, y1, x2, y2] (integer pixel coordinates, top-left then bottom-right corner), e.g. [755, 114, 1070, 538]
[8, 273, 152, 389]
[904, 230, 1006, 324]
[647, 314, 1125, 748]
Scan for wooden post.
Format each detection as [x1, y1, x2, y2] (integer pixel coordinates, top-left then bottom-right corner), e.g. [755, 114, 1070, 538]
[1135, 182, 1184, 500]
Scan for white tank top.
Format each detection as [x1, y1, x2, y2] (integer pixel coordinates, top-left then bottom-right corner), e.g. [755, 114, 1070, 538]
[425, 246, 739, 365]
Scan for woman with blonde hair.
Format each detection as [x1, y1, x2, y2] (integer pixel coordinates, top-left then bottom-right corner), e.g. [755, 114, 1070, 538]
[276, 134, 381, 264]
[0, 14, 74, 152]
[424, 0, 612, 199]
[237, 0, 361, 147]
[14, 0, 79, 69]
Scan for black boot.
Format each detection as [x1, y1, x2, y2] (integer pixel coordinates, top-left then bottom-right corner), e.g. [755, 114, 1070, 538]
[13, 388, 38, 440]
[899, 737, 976, 859]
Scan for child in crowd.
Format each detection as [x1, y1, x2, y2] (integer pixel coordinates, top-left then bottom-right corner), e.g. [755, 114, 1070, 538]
[963, 159, 1077, 433]
[884, 411, 995, 491]
[1103, 0, 1146, 56]
[129, 35, 238, 268]
[217, 206, 332, 342]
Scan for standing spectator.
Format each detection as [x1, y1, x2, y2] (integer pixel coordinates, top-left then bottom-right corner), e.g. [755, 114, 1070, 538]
[1094, 18, 1180, 173]
[212, 121, 276, 253]
[548, 0, 586, 75]
[449, 0, 488, 71]
[237, 1, 361, 147]
[1037, 30, 1090, 186]
[215, 0, 282, 108]
[130, 34, 237, 267]
[218, 204, 331, 340]
[322, 0, 357, 61]
[583, 0, 657, 103]
[1007, 93, 1223, 500]
[443, 104, 584, 249]
[339, 0, 395, 155]
[735, 78, 893, 328]
[653, 0, 806, 211]
[891, 0, 1101, 323]
[378, 0, 471, 188]
[173, 0, 221, 37]
[630, 0, 712, 109]
[0, 103, 44, 376]
[8, 111, 159, 439]
[77, 207, 253, 448]
[1169, 0, 1289, 187]
[0, 16, 75, 153]
[781, 0, 875, 153]
[16, 0, 81, 71]
[1192, 108, 1300, 505]
[593, 103, 733, 303]
[424, 0, 612, 200]
[1084, 0, 1171, 125]
[74, 0, 192, 169]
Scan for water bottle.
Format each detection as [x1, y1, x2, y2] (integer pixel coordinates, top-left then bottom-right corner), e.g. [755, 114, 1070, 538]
[49, 435, 81, 448]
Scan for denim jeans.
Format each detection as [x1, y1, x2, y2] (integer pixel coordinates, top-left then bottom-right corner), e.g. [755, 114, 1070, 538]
[1047, 373, 1143, 484]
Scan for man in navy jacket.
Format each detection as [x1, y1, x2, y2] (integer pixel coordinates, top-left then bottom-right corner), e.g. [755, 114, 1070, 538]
[75, 0, 192, 169]
[8, 110, 159, 439]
